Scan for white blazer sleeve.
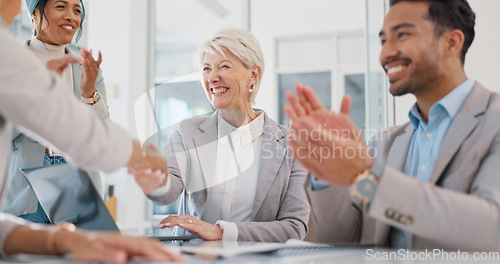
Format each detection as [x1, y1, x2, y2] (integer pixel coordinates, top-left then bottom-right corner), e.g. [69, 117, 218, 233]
[0, 26, 132, 172]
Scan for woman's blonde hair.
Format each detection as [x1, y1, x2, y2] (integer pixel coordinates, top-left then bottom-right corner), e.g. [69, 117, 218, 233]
[197, 27, 265, 103]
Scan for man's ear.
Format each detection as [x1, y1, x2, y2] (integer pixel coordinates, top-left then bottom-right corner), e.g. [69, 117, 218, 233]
[443, 29, 465, 60]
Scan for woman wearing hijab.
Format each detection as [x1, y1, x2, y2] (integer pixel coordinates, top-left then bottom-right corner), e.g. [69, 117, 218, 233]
[4, 0, 109, 223]
[0, 0, 181, 261]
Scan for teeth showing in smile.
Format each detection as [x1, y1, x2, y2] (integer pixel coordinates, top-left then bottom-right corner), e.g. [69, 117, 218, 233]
[213, 88, 228, 94]
[387, 65, 407, 75]
[62, 26, 73, 30]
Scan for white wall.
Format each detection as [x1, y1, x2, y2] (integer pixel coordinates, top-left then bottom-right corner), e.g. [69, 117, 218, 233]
[465, 0, 500, 92]
[393, 0, 500, 125]
[88, 0, 151, 230]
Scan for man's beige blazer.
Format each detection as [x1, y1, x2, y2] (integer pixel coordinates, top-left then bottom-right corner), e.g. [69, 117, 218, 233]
[308, 83, 500, 251]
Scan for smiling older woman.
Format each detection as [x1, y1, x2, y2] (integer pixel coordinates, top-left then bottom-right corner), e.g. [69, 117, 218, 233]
[132, 27, 310, 242]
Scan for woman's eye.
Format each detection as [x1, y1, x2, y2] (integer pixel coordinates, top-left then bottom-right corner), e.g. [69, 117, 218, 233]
[75, 9, 81, 14]
[221, 65, 229, 69]
[203, 67, 210, 71]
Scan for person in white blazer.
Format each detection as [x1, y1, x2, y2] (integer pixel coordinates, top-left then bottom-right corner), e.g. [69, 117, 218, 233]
[4, 0, 110, 223]
[0, 1, 181, 262]
[133, 27, 310, 242]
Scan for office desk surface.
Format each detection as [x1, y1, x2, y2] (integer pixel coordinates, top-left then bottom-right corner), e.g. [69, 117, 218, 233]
[2, 246, 499, 263]
[1, 250, 361, 264]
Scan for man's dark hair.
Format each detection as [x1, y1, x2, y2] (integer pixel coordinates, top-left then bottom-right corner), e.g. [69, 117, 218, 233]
[390, 0, 475, 64]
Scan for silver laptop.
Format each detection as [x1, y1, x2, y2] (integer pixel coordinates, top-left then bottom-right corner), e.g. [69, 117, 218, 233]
[21, 164, 197, 241]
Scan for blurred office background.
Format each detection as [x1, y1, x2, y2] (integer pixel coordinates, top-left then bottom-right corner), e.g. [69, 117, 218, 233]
[9, 0, 500, 231]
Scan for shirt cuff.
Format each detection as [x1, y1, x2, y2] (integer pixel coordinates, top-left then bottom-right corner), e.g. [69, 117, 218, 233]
[215, 220, 238, 241]
[309, 174, 330, 191]
[86, 99, 109, 119]
[149, 176, 172, 197]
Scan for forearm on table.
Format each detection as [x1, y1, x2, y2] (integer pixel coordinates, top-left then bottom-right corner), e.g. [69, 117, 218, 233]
[3, 224, 80, 256]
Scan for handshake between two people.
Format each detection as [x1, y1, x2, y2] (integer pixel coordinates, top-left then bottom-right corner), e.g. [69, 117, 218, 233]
[44, 53, 171, 193]
[127, 141, 169, 195]
[126, 141, 225, 241]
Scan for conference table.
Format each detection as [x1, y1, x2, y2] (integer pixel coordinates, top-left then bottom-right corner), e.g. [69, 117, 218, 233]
[1, 240, 499, 263]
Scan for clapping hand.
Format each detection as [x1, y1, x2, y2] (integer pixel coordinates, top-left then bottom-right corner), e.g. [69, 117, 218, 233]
[80, 47, 102, 98]
[284, 83, 373, 186]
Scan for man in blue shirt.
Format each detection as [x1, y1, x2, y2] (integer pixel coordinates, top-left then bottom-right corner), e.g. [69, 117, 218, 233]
[285, 0, 500, 251]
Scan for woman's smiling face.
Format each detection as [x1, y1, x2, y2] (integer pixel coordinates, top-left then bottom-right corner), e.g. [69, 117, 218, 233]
[201, 48, 257, 111]
[34, 0, 82, 45]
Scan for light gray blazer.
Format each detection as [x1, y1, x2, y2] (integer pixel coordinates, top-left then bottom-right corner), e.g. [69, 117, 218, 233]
[2, 41, 109, 216]
[0, 23, 130, 255]
[307, 82, 500, 251]
[148, 110, 310, 242]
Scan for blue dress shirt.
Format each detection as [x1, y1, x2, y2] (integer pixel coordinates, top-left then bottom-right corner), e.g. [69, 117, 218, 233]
[390, 79, 475, 249]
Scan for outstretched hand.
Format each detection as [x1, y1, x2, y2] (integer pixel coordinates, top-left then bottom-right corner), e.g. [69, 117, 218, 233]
[284, 83, 373, 186]
[127, 141, 169, 195]
[46, 54, 82, 75]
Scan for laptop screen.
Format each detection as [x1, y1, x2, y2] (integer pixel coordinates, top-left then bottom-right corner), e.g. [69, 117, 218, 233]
[21, 164, 119, 231]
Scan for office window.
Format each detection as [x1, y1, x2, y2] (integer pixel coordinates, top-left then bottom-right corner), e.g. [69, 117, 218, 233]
[278, 72, 331, 125]
[344, 74, 366, 129]
[277, 37, 333, 69]
[276, 33, 365, 128]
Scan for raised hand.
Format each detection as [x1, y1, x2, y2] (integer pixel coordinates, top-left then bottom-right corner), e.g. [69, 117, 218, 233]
[46, 54, 81, 75]
[80, 47, 102, 98]
[284, 84, 372, 186]
[284, 83, 353, 137]
[159, 215, 223, 241]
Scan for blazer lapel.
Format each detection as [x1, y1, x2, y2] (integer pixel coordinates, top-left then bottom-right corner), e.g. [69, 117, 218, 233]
[386, 124, 414, 170]
[251, 113, 285, 219]
[374, 124, 414, 244]
[192, 112, 218, 185]
[71, 61, 82, 97]
[429, 83, 489, 184]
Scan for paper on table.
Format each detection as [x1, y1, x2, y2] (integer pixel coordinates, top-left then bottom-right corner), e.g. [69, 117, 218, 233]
[171, 239, 342, 259]
[174, 241, 283, 259]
